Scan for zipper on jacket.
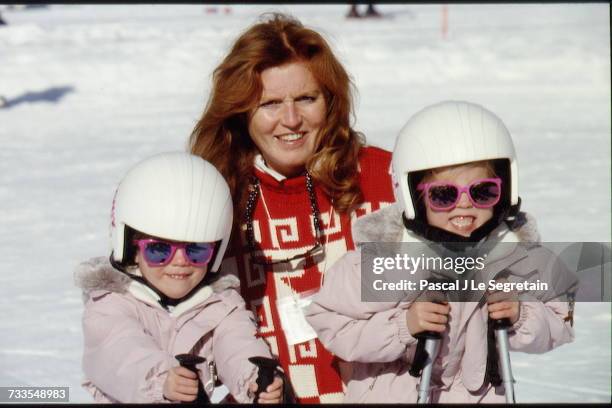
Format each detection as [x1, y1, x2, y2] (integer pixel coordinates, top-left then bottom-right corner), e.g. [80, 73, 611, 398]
[204, 360, 218, 393]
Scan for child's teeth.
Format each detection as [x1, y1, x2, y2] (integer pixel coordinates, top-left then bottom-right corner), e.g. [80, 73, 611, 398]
[451, 216, 474, 228]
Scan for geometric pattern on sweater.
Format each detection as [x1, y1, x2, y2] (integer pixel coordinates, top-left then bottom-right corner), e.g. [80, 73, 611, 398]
[220, 146, 395, 403]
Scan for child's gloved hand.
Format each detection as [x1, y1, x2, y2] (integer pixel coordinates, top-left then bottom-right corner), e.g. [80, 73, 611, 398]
[406, 301, 450, 335]
[162, 366, 199, 402]
[249, 375, 283, 403]
[486, 287, 520, 324]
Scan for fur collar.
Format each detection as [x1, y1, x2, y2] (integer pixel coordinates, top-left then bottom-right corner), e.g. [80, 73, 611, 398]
[74, 256, 241, 308]
[352, 203, 541, 245]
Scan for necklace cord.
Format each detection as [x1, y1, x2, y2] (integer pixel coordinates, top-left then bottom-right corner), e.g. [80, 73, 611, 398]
[244, 172, 324, 260]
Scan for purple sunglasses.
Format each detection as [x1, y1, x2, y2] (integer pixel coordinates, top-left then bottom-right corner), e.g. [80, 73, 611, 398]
[133, 239, 216, 267]
[417, 177, 502, 211]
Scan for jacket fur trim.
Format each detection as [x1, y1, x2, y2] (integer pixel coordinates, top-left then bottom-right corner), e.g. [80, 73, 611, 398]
[352, 203, 540, 245]
[74, 256, 240, 305]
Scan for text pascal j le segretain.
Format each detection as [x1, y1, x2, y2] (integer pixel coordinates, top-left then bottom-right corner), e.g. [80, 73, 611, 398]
[372, 279, 549, 293]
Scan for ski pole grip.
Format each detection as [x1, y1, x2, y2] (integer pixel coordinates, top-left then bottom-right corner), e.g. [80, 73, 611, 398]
[417, 330, 442, 340]
[175, 354, 209, 404]
[408, 330, 442, 377]
[176, 353, 206, 372]
[248, 356, 279, 403]
[419, 299, 445, 340]
[423, 299, 446, 340]
[493, 317, 512, 330]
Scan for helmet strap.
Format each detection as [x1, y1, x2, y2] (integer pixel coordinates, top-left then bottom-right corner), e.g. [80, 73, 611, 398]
[504, 197, 522, 222]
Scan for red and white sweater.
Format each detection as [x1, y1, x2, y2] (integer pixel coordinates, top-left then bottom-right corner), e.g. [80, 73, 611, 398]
[220, 146, 395, 403]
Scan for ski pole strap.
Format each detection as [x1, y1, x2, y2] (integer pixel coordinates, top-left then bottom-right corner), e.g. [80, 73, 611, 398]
[484, 318, 511, 388]
[281, 370, 297, 404]
[248, 356, 296, 404]
[564, 292, 575, 327]
[409, 337, 427, 377]
[409, 331, 442, 377]
[175, 354, 211, 404]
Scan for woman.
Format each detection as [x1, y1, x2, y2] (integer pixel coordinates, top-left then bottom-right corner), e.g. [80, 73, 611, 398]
[189, 13, 394, 403]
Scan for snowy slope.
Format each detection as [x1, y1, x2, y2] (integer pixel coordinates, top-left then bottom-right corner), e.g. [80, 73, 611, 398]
[0, 4, 609, 403]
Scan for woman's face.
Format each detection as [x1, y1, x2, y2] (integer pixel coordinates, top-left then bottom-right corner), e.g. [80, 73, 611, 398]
[248, 61, 327, 177]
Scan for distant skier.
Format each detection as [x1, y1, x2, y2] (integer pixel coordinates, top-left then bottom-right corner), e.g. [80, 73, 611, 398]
[346, 3, 359, 18]
[346, 3, 381, 18]
[0, 11, 7, 25]
[364, 3, 381, 17]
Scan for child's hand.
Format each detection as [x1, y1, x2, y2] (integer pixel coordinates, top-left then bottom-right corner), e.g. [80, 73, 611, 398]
[406, 301, 450, 336]
[487, 298, 520, 324]
[249, 376, 283, 403]
[486, 285, 520, 324]
[163, 366, 199, 402]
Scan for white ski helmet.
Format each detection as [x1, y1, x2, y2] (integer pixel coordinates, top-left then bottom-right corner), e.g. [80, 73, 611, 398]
[110, 152, 233, 273]
[392, 100, 519, 220]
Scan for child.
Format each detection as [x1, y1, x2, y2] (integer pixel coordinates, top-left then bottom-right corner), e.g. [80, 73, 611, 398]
[75, 152, 284, 403]
[305, 101, 575, 403]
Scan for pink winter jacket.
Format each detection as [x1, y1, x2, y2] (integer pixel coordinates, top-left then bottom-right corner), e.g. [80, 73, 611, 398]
[74, 257, 272, 403]
[304, 205, 575, 403]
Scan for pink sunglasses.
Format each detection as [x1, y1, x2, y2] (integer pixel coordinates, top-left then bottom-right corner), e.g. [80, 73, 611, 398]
[133, 239, 216, 267]
[417, 177, 502, 211]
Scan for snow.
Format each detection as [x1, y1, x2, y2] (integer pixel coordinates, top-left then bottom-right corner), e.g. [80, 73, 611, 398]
[0, 4, 609, 403]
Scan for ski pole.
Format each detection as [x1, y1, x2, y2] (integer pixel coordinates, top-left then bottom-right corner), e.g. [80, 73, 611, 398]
[249, 356, 284, 404]
[493, 318, 515, 403]
[175, 353, 210, 404]
[248, 356, 296, 404]
[411, 331, 442, 404]
[408, 294, 446, 403]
